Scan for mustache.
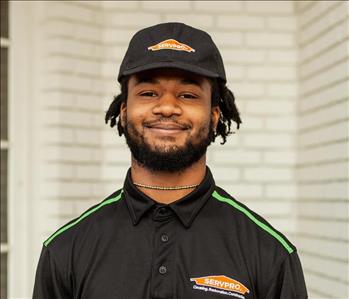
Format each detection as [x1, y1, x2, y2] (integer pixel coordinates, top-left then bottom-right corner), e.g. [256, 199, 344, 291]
[143, 118, 192, 130]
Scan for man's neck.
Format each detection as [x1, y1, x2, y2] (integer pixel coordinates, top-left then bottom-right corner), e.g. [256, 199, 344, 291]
[130, 157, 207, 204]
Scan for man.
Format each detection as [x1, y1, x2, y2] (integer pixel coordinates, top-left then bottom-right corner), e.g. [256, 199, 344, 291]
[33, 22, 307, 299]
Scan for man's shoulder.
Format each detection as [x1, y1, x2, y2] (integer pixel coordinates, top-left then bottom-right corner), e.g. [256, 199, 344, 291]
[211, 186, 296, 256]
[43, 188, 124, 249]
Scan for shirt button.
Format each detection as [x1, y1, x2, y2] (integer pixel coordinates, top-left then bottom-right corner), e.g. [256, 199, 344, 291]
[159, 265, 167, 274]
[161, 234, 169, 243]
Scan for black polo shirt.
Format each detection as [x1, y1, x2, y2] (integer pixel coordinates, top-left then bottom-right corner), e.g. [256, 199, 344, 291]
[33, 166, 307, 299]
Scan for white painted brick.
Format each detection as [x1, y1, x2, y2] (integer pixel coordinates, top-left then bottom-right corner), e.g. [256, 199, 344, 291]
[265, 115, 297, 132]
[300, 40, 348, 78]
[163, 14, 214, 29]
[45, 73, 93, 91]
[72, 1, 102, 8]
[305, 270, 348, 298]
[299, 121, 349, 147]
[224, 65, 245, 80]
[230, 82, 265, 97]
[297, 236, 349, 264]
[239, 115, 263, 130]
[245, 1, 294, 14]
[193, 1, 242, 12]
[220, 48, 265, 64]
[297, 219, 348, 240]
[43, 127, 75, 143]
[301, 21, 347, 61]
[212, 148, 262, 165]
[298, 161, 349, 181]
[218, 183, 263, 198]
[247, 65, 296, 81]
[246, 32, 295, 47]
[102, 147, 131, 163]
[298, 1, 341, 29]
[266, 49, 298, 64]
[243, 133, 295, 149]
[102, 130, 126, 146]
[244, 167, 293, 182]
[75, 128, 102, 145]
[104, 45, 128, 61]
[44, 163, 75, 179]
[299, 2, 347, 45]
[303, 254, 348, 283]
[266, 83, 298, 97]
[101, 165, 131, 181]
[267, 16, 297, 31]
[44, 92, 75, 108]
[298, 181, 348, 200]
[209, 31, 243, 47]
[43, 20, 76, 38]
[299, 202, 347, 220]
[109, 13, 162, 27]
[76, 165, 101, 179]
[298, 141, 349, 164]
[301, 62, 348, 95]
[75, 23, 103, 42]
[43, 181, 93, 197]
[103, 28, 136, 44]
[299, 100, 349, 131]
[245, 99, 296, 115]
[217, 15, 265, 30]
[300, 81, 348, 112]
[141, 1, 191, 11]
[264, 150, 297, 165]
[75, 94, 103, 111]
[101, 1, 139, 10]
[265, 184, 297, 198]
[44, 145, 92, 162]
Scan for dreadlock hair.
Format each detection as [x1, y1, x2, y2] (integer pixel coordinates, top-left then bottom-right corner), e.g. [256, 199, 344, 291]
[105, 76, 242, 145]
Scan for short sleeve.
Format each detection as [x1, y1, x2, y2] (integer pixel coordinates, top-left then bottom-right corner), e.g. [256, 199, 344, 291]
[32, 245, 72, 299]
[265, 251, 308, 299]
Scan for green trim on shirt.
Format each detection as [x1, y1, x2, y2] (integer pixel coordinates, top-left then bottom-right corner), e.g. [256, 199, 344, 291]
[44, 190, 123, 247]
[212, 190, 294, 254]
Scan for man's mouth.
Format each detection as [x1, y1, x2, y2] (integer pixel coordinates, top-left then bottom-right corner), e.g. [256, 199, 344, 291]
[144, 122, 189, 135]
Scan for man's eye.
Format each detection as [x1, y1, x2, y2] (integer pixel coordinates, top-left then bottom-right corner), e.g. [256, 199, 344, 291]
[180, 93, 197, 99]
[140, 91, 157, 97]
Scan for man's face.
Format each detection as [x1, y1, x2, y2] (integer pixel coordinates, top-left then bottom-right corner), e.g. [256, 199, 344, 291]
[120, 68, 220, 173]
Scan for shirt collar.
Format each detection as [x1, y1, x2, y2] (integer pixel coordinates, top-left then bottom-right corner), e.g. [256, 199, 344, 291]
[123, 166, 216, 228]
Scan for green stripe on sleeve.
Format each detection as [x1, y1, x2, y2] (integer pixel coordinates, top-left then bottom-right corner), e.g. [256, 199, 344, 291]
[44, 190, 124, 247]
[212, 190, 294, 254]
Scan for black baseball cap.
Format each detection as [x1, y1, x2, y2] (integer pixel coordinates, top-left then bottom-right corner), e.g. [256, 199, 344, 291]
[117, 22, 226, 83]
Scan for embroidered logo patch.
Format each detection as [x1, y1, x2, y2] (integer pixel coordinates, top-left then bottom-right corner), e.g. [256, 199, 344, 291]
[190, 275, 250, 298]
[147, 39, 195, 53]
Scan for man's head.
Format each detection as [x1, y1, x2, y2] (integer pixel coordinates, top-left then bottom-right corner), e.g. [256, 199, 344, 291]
[105, 22, 242, 172]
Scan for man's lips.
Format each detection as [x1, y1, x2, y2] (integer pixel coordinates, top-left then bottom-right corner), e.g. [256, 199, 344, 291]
[144, 122, 189, 134]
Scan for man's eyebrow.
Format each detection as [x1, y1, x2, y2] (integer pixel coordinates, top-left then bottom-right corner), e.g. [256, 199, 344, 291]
[134, 77, 160, 85]
[180, 78, 204, 90]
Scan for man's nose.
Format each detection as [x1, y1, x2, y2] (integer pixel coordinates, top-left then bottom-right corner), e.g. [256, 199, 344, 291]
[152, 92, 182, 116]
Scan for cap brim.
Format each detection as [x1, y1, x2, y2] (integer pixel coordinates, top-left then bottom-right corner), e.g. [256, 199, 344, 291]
[118, 61, 221, 82]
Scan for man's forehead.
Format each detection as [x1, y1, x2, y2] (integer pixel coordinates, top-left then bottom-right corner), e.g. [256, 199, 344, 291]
[131, 68, 210, 86]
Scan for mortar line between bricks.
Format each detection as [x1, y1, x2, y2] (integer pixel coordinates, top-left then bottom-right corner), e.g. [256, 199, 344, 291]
[295, 158, 349, 168]
[297, 215, 349, 223]
[296, 178, 349, 184]
[297, 1, 343, 31]
[298, 117, 349, 134]
[298, 17, 348, 49]
[293, 233, 349, 243]
[298, 36, 349, 65]
[300, 77, 349, 98]
[302, 268, 349, 286]
[299, 56, 349, 82]
[299, 97, 348, 114]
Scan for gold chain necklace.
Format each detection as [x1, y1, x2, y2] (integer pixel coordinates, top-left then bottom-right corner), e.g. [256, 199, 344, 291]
[133, 182, 199, 190]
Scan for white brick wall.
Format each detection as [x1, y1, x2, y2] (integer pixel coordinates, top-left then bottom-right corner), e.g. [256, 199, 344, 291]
[296, 1, 349, 298]
[18, 1, 348, 298]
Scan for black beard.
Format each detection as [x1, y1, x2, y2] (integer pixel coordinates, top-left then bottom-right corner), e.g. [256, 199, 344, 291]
[123, 117, 214, 173]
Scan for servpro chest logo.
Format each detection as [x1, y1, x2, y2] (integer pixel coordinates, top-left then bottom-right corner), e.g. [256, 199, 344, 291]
[190, 275, 250, 298]
[147, 39, 195, 53]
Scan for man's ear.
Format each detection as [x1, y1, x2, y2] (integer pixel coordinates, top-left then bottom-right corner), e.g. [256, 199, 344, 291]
[120, 102, 127, 128]
[211, 106, 221, 131]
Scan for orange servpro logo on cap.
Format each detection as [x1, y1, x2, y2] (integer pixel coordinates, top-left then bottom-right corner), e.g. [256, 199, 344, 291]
[190, 275, 250, 297]
[147, 39, 195, 53]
